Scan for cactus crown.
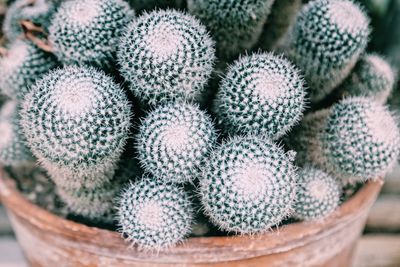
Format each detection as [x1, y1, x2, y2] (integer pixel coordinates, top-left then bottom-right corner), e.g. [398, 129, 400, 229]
[21, 66, 132, 174]
[285, 0, 370, 102]
[49, 0, 134, 68]
[215, 53, 306, 139]
[118, 9, 215, 105]
[200, 135, 297, 234]
[136, 102, 217, 183]
[294, 167, 341, 220]
[0, 40, 58, 100]
[117, 177, 193, 250]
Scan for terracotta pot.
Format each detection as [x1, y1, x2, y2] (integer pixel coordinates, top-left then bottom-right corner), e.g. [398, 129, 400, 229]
[0, 169, 382, 267]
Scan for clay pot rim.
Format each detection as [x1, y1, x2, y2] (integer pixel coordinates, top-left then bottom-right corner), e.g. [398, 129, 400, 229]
[0, 168, 382, 263]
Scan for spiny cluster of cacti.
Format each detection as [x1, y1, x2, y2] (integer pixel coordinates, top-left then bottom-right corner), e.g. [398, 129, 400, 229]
[0, 0, 399, 252]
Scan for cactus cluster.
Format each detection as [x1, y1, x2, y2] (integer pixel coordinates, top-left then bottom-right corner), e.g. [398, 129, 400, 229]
[283, 0, 370, 102]
[0, 39, 58, 100]
[117, 177, 193, 250]
[187, 0, 275, 59]
[294, 167, 341, 221]
[49, 0, 134, 69]
[200, 136, 297, 234]
[136, 102, 217, 183]
[118, 10, 215, 105]
[215, 53, 306, 139]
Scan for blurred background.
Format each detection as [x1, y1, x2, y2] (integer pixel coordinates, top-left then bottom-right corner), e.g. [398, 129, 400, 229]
[0, 0, 399, 266]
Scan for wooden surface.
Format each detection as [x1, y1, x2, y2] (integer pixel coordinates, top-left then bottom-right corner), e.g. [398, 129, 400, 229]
[0, 169, 382, 267]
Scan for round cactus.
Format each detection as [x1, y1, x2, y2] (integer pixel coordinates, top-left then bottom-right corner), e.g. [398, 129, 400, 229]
[294, 167, 341, 221]
[215, 53, 306, 139]
[200, 135, 297, 234]
[283, 0, 370, 102]
[187, 0, 275, 59]
[341, 54, 396, 104]
[20, 66, 132, 189]
[3, 0, 57, 42]
[136, 102, 217, 184]
[0, 40, 58, 100]
[118, 9, 215, 105]
[0, 101, 33, 166]
[49, 0, 134, 69]
[289, 97, 400, 181]
[117, 177, 193, 250]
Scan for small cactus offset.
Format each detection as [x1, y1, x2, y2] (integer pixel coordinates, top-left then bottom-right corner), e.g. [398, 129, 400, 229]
[200, 135, 297, 234]
[2, 0, 57, 42]
[20, 66, 132, 189]
[282, 0, 370, 102]
[49, 0, 134, 69]
[340, 54, 396, 104]
[118, 10, 215, 105]
[187, 0, 275, 59]
[0, 101, 33, 166]
[0, 40, 58, 100]
[136, 102, 217, 183]
[117, 177, 193, 250]
[215, 53, 306, 139]
[294, 167, 341, 221]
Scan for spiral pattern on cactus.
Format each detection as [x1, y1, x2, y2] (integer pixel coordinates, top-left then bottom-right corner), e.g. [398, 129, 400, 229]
[200, 135, 297, 234]
[117, 177, 193, 250]
[215, 53, 306, 139]
[118, 10, 215, 105]
[136, 102, 217, 183]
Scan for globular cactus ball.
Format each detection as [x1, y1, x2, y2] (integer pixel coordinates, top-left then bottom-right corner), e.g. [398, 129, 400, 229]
[215, 53, 306, 139]
[200, 135, 297, 234]
[118, 10, 215, 105]
[136, 102, 217, 183]
[117, 177, 193, 250]
[0, 40, 58, 100]
[283, 0, 370, 102]
[294, 167, 341, 221]
[21, 66, 132, 189]
[49, 0, 134, 69]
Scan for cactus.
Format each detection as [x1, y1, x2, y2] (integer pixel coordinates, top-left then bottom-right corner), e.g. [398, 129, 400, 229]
[136, 102, 217, 183]
[117, 176, 193, 250]
[187, 0, 275, 59]
[0, 101, 33, 166]
[341, 54, 396, 104]
[2, 0, 57, 42]
[282, 0, 370, 102]
[288, 97, 400, 181]
[294, 167, 341, 221]
[20, 66, 132, 189]
[214, 53, 306, 139]
[128, 0, 183, 13]
[200, 135, 297, 234]
[49, 0, 134, 69]
[118, 10, 215, 106]
[0, 39, 58, 100]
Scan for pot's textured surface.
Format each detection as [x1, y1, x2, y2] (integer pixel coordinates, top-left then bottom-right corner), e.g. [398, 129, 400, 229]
[0, 169, 382, 267]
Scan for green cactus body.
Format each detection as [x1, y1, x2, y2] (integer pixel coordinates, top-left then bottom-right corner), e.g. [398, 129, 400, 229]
[49, 0, 134, 69]
[136, 102, 217, 183]
[3, 0, 57, 42]
[118, 10, 215, 106]
[128, 0, 183, 13]
[283, 0, 370, 102]
[200, 135, 297, 234]
[187, 0, 275, 59]
[0, 40, 58, 100]
[289, 97, 400, 181]
[294, 167, 341, 221]
[117, 177, 193, 250]
[341, 54, 396, 104]
[21, 66, 132, 189]
[215, 53, 306, 139]
[0, 101, 33, 166]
